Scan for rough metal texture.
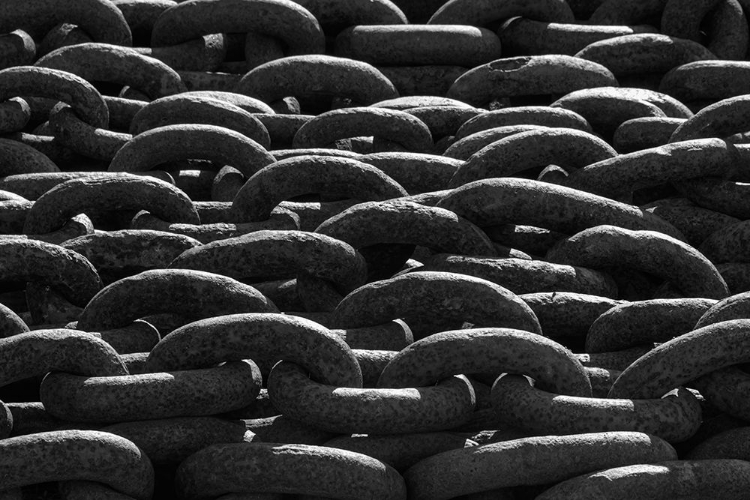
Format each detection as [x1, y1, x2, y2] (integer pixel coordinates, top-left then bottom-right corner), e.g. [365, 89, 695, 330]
[565, 138, 742, 200]
[521, 292, 623, 338]
[230, 156, 408, 223]
[77, 269, 278, 331]
[40, 359, 261, 422]
[170, 229, 366, 295]
[129, 95, 270, 148]
[63, 229, 202, 284]
[175, 442, 407, 500]
[436, 178, 685, 241]
[428, 0, 574, 26]
[324, 432, 476, 472]
[585, 298, 716, 352]
[0, 329, 127, 388]
[144, 312, 362, 388]
[0, 430, 154, 499]
[236, 55, 397, 106]
[608, 319, 750, 399]
[23, 175, 200, 234]
[102, 416, 250, 465]
[403, 432, 677, 500]
[376, 327, 591, 396]
[535, 460, 750, 499]
[423, 255, 618, 297]
[108, 123, 275, 178]
[491, 375, 702, 442]
[446, 55, 616, 107]
[151, 0, 324, 54]
[449, 127, 617, 187]
[700, 220, 750, 264]
[546, 225, 729, 299]
[330, 271, 542, 340]
[695, 290, 750, 328]
[267, 361, 475, 434]
[36, 43, 186, 99]
[0, 66, 109, 127]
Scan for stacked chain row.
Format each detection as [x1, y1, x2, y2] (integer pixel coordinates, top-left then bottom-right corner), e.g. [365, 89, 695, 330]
[3, 0, 750, 499]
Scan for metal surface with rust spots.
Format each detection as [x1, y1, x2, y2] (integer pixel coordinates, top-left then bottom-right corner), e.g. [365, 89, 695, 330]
[692, 365, 750, 421]
[77, 269, 278, 331]
[546, 225, 729, 299]
[423, 255, 618, 297]
[565, 138, 742, 200]
[575, 346, 652, 371]
[40, 359, 261, 422]
[170, 229, 366, 295]
[377, 327, 590, 396]
[675, 177, 750, 220]
[428, 0, 574, 26]
[671, 95, 750, 143]
[268, 360, 475, 434]
[614, 116, 685, 153]
[175, 441, 407, 500]
[63, 229, 202, 284]
[145, 312, 362, 388]
[521, 292, 623, 338]
[108, 123, 275, 179]
[23, 175, 200, 235]
[500, 18, 658, 57]
[129, 95, 270, 148]
[437, 178, 685, 241]
[403, 431, 677, 500]
[332, 271, 542, 340]
[48, 103, 130, 161]
[0, 301, 29, 338]
[0, 0, 131, 44]
[446, 55, 617, 107]
[0, 66, 109, 127]
[102, 416, 251, 465]
[0, 137, 59, 175]
[352, 348, 397, 386]
[575, 33, 715, 77]
[87, 320, 162, 355]
[0, 329, 127, 388]
[695, 290, 750, 329]
[59, 480, 141, 500]
[660, 60, 750, 103]
[608, 318, 750, 399]
[0, 398, 11, 438]
[131, 209, 300, 244]
[230, 155, 408, 223]
[332, 319, 413, 351]
[236, 55, 397, 106]
[700, 219, 750, 264]
[335, 25, 501, 67]
[444, 124, 547, 160]
[449, 127, 617, 187]
[0, 238, 101, 306]
[316, 200, 497, 259]
[245, 414, 334, 445]
[455, 106, 593, 140]
[151, 0, 324, 55]
[36, 42, 186, 99]
[585, 298, 716, 352]
[324, 432, 476, 472]
[0, 430, 154, 499]
[491, 375, 702, 442]
[359, 152, 462, 194]
[535, 459, 750, 499]
[293, 107, 433, 153]
[0, 171, 173, 201]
